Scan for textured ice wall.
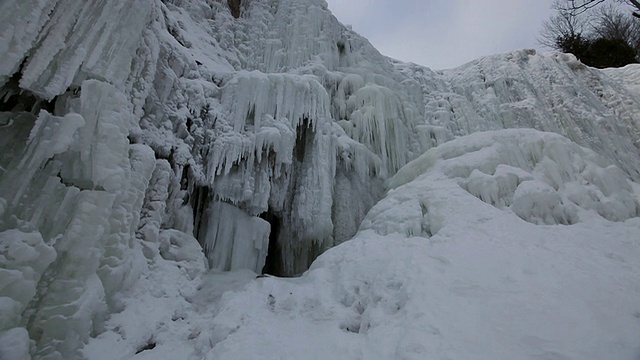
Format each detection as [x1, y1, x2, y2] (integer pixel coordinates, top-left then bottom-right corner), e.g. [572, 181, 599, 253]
[1, 0, 640, 358]
[0, 1, 158, 359]
[0, 80, 156, 359]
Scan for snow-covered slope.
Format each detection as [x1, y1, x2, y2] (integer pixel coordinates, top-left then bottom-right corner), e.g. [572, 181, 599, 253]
[603, 64, 640, 107]
[0, 0, 639, 359]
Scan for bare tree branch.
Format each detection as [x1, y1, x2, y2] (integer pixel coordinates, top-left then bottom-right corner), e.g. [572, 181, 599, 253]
[568, 0, 607, 15]
[592, 5, 640, 48]
[540, 0, 639, 67]
[567, 0, 640, 16]
[539, 0, 586, 48]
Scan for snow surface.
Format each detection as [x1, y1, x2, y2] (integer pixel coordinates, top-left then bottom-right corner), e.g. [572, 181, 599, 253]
[0, 0, 639, 359]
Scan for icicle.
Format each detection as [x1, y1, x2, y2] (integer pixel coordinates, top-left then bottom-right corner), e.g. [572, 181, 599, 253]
[338, 83, 410, 175]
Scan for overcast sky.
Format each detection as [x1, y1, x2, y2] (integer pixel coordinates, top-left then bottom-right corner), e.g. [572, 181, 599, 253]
[325, 0, 557, 69]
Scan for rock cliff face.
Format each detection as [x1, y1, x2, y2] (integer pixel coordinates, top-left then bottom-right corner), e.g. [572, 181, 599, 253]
[0, 0, 639, 359]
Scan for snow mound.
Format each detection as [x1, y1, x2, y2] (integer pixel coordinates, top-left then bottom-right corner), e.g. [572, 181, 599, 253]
[389, 129, 639, 226]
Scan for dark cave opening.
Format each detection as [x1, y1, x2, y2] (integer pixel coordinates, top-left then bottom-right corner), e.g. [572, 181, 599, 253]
[260, 210, 284, 276]
[227, 0, 241, 18]
[0, 73, 56, 114]
[295, 118, 312, 162]
[337, 41, 346, 56]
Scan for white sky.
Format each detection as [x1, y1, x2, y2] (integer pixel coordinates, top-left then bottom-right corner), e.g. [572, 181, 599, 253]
[325, 0, 557, 69]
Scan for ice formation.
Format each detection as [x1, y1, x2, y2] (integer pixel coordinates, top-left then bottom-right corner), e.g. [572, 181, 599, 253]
[0, 0, 639, 359]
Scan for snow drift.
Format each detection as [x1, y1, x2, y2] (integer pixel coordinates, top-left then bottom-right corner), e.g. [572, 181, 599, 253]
[0, 0, 639, 359]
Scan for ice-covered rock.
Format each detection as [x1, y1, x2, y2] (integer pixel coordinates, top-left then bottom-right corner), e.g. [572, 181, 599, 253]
[1, 74, 156, 360]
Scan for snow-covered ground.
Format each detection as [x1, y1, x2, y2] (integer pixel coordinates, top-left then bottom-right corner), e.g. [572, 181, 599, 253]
[0, 0, 639, 359]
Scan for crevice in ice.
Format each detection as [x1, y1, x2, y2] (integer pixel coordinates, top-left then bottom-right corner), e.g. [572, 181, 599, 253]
[191, 185, 211, 244]
[260, 209, 284, 276]
[227, 0, 242, 18]
[337, 41, 346, 56]
[54, 171, 106, 191]
[167, 21, 191, 49]
[295, 117, 312, 162]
